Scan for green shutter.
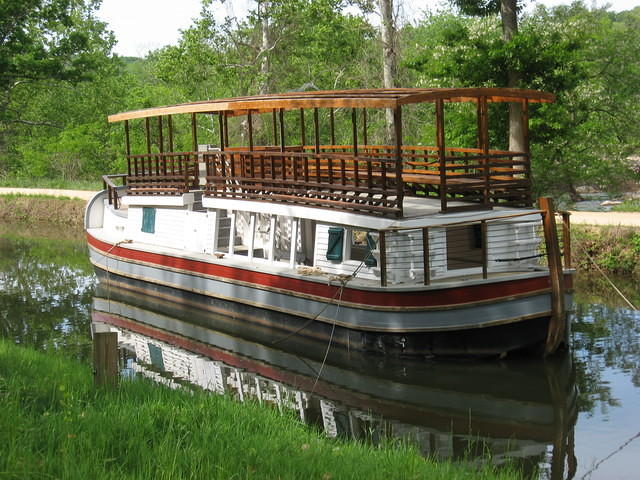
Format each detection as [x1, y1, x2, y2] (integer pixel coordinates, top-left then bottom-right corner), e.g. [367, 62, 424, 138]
[364, 232, 377, 267]
[141, 207, 156, 233]
[326, 227, 344, 261]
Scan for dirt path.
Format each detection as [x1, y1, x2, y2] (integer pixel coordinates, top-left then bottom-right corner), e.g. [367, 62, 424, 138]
[0, 188, 97, 202]
[567, 211, 640, 227]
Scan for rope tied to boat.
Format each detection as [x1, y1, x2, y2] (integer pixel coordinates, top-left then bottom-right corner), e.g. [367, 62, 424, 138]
[273, 255, 371, 348]
[577, 244, 638, 311]
[296, 265, 353, 286]
[101, 239, 133, 308]
[580, 430, 640, 479]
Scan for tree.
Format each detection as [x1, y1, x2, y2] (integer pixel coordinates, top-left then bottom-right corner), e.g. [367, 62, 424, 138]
[450, 0, 525, 153]
[0, 0, 113, 121]
[379, 0, 398, 143]
[404, 3, 640, 197]
[0, 0, 115, 176]
[150, 0, 381, 145]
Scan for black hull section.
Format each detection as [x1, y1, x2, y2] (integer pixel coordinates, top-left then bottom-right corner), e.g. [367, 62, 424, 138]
[94, 267, 552, 358]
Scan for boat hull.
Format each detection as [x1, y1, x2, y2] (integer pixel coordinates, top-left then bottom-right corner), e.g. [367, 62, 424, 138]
[88, 232, 568, 357]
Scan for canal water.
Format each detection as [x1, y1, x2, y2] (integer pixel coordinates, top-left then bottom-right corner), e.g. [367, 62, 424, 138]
[1, 223, 638, 480]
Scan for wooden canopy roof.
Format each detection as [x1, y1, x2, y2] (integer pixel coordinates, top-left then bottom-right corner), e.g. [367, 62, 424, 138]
[108, 88, 555, 123]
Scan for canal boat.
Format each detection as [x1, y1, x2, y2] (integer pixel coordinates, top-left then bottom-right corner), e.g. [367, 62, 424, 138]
[85, 88, 573, 357]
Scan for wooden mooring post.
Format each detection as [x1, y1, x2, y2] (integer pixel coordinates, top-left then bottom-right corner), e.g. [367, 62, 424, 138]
[540, 197, 566, 356]
[93, 331, 119, 387]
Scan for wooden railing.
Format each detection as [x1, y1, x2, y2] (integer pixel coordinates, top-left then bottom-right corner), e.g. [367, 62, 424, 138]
[120, 144, 532, 215]
[102, 174, 127, 209]
[126, 152, 198, 195]
[203, 147, 403, 216]
[202, 145, 531, 215]
[322, 145, 531, 210]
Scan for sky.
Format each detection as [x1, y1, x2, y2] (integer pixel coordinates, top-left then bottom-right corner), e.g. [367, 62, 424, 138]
[96, 0, 639, 58]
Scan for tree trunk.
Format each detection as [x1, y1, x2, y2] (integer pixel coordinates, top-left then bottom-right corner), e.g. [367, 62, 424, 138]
[259, 0, 271, 95]
[500, 0, 525, 155]
[379, 0, 397, 144]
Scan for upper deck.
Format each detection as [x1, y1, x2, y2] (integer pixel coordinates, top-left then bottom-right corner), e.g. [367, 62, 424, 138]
[106, 88, 554, 217]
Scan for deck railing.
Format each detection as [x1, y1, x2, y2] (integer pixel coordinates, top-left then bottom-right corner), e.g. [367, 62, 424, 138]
[120, 144, 532, 215]
[102, 174, 127, 209]
[203, 147, 403, 216]
[201, 145, 531, 215]
[126, 152, 198, 195]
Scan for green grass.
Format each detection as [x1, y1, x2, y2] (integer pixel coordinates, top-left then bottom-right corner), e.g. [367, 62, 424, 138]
[0, 176, 101, 191]
[611, 198, 640, 212]
[0, 341, 522, 480]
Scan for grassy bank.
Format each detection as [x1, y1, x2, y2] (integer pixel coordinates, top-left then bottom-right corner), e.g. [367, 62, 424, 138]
[0, 194, 86, 228]
[571, 225, 640, 280]
[0, 176, 102, 191]
[612, 198, 640, 212]
[0, 341, 519, 480]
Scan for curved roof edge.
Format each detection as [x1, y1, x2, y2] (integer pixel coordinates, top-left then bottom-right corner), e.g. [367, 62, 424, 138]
[108, 87, 555, 123]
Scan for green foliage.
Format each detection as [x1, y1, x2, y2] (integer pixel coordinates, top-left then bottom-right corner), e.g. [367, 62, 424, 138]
[404, 3, 640, 196]
[150, 0, 378, 96]
[0, 340, 521, 479]
[612, 199, 640, 212]
[0, 0, 113, 94]
[572, 225, 640, 280]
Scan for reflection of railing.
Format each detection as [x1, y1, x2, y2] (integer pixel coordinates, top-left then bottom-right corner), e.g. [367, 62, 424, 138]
[126, 152, 198, 195]
[102, 174, 127, 209]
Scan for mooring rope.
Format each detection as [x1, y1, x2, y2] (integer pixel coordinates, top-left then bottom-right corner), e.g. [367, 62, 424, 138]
[100, 239, 133, 307]
[580, 431, 640, 479]
[311, 283, 343, 394]
[272, 253, 372, 394]
[271, 255, 369, 346]
[579, 245, 638, 311]
[309, 256, 371, 392]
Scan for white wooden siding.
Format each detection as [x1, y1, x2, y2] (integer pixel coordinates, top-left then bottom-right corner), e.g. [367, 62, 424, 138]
[313, 218, 543, 285]
[127, 207, 215, 253]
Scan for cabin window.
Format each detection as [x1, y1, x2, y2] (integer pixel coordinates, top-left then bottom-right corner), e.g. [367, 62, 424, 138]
[141, 207, 156, 234]
[349, 230, 377, 267]
[326, 227, 344, 261]
[446, 224, 482, 270]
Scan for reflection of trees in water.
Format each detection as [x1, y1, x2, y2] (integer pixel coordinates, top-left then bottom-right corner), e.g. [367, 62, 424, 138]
[571, 274, 640, 414]
[0, 234, 96, 360]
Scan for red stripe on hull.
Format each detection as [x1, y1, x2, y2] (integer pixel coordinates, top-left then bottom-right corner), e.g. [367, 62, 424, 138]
[87, 232, 554, 308]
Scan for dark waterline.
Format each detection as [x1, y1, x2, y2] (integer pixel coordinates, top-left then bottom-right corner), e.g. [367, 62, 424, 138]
[0, 223, 638, 479]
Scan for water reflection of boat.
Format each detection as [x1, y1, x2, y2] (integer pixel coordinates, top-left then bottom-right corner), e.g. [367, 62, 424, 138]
[92, 285, 578, 477]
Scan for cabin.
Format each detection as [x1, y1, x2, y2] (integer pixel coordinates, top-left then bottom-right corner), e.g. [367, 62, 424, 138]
[99, 88, 567, 288]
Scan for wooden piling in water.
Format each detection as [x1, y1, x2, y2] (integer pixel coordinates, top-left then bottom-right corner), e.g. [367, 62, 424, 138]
[93, 331, 119, 387]
[540, 197, 566, 356]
